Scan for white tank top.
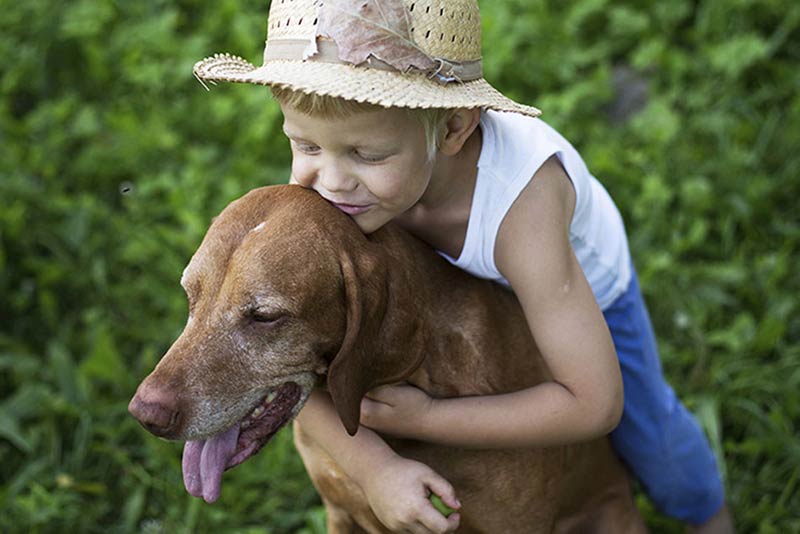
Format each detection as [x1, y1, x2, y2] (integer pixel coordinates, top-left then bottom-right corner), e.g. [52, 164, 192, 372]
[439, 110, 632, 310]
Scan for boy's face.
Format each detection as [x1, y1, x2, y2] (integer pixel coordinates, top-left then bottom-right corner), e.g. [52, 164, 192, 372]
[281, 104, 434, 233]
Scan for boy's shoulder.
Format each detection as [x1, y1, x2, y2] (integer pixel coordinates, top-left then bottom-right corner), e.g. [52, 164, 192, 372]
[479, 110, 565, 178]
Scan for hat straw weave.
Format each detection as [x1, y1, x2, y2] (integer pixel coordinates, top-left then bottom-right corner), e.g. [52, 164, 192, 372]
[193, 0, 541, 117]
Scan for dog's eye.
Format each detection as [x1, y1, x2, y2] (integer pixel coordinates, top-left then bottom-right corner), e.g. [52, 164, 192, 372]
[249, 309, 286, 325]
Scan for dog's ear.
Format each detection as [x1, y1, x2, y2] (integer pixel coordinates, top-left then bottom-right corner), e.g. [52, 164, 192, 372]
[327, 249, 426, 435]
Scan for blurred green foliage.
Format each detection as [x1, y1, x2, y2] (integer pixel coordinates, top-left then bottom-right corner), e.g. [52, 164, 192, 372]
[1, 0, 798, 532]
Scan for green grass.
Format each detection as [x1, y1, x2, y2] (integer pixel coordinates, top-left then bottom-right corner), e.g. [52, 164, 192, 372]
[1, 0, 798, 532]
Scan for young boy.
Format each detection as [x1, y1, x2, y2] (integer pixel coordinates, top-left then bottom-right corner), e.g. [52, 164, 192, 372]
[194, 0, 732, 532]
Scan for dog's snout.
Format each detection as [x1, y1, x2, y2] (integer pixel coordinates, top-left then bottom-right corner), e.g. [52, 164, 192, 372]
[128, 386, 182, 439]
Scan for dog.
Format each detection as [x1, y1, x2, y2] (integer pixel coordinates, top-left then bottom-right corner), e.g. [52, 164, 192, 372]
[129, 184, 645, 533]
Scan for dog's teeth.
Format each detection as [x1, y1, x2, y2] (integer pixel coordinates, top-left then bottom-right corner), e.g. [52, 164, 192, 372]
[251, 406, 264, 418]
[266, 391, 278, 404]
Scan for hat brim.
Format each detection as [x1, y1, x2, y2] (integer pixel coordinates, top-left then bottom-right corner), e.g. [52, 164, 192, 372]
[194, 54, 541, 118]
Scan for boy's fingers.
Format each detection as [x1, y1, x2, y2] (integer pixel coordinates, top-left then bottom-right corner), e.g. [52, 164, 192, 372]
[414, 512, 460, 534]
[359, 398, 390, 427]
[415, 508, 455, 534]
[424, 473, 461, 510]
[365, 384, 399, 404]
[446, 513, 461, 531]
[359, 397, 374, 415]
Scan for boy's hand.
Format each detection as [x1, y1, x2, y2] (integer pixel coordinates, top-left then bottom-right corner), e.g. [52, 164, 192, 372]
[360, 455, 461, 533]
[360, 384, 434, 439]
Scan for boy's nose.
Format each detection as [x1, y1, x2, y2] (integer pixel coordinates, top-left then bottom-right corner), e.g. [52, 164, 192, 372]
[318, 164, 358, 193]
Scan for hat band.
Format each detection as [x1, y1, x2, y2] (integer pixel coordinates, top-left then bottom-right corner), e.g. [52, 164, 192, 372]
[264, 39, 483, 84]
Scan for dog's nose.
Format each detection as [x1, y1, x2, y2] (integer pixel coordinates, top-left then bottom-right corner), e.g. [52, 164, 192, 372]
[128, 387, 181, 439]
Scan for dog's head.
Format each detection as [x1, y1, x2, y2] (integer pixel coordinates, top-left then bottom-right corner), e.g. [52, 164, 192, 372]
[128, 184, 425, 499]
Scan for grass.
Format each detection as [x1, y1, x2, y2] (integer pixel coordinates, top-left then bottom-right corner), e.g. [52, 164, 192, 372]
[1, 0, 798, 531]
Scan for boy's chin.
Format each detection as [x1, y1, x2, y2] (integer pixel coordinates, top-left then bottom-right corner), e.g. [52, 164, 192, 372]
[354, 218, 382, 234]
[351, 212, 388, 234]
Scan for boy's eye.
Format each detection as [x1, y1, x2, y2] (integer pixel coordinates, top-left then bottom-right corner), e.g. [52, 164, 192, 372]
[293, 141, 320, 154]
[354, 150, 389, 163]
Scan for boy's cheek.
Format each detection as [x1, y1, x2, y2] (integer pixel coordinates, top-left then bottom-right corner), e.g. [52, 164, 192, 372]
[291, 176, 312, 189]
[290, 163, 314, 188]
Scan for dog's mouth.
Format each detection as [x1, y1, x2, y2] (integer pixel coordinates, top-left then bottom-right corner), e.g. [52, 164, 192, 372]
[181, 381, 304, 503]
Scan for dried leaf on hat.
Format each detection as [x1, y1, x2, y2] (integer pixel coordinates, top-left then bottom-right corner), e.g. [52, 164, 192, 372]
[316, 0, 437, 73]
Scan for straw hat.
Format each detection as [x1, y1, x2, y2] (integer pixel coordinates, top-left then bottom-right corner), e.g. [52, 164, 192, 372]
[193, 0, 541, 117]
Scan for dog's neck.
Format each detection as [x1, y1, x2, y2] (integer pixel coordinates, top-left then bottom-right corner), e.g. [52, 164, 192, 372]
[372, 224, 551, 398]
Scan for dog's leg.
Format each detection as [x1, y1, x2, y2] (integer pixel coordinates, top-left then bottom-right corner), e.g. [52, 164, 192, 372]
[554, 477, 648, 534]
[294, 422, 388, 533]
[324, 498, 371, 534]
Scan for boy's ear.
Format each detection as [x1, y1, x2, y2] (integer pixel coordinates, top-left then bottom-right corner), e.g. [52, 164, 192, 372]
[439, 108, 482, 156]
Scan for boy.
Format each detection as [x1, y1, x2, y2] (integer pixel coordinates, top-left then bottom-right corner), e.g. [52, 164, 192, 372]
[194, 0, 732, 532]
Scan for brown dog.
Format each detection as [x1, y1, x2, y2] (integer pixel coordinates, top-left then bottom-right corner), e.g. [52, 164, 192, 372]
[129, 184, 645, 533]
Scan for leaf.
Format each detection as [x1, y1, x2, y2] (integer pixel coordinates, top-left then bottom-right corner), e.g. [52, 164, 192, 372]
[316, 0, 436, 73]
[429, 494, 456, 517]
[0, 411, 32, 453]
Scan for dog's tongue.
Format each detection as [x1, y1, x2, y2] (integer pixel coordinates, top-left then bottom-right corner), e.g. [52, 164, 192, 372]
[182, 424, 240, 503]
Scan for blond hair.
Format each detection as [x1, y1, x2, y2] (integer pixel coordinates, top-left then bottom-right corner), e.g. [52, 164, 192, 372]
[270, 87, 455, 161]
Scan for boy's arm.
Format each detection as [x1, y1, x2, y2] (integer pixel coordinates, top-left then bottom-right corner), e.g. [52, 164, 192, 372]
[296, 389, 461, 532]
[360, 157, 624, 449]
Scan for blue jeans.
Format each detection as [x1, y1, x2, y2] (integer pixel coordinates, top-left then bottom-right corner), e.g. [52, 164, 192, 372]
[604, 268, 725, 524]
